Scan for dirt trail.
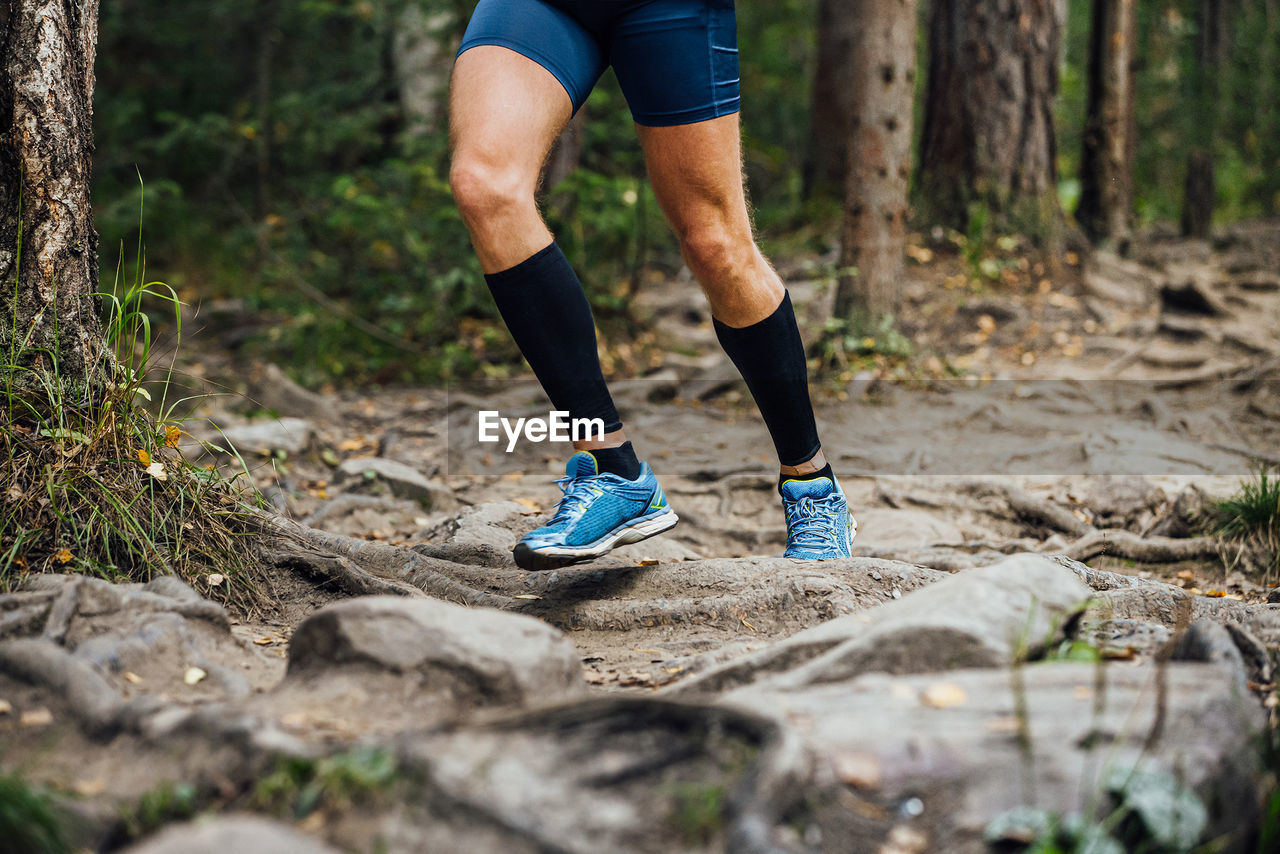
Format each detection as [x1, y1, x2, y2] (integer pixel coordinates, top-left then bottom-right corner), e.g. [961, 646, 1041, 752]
[3, 224, 1279, 852]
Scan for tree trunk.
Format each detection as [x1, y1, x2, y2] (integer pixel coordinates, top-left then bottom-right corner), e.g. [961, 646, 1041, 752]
[834, 0, 917, 326]
[803, 0, 858, 202]
[392, 5, 458, 140]
[1181, 0, 1226, 238]
[1, 0, 109, 396]
[918, 0, 1063, 245]
[1077, 0, 1137, 245]
[544, 110, 586, 191]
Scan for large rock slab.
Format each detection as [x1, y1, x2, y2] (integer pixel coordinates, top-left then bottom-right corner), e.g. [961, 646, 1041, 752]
[670, 554, 1091, 697]
[218, 418, 313, 455]
[282, 597, 585, 727]
[722, 661, 1264, 853]
[123, 815, 340, 854]
[335, 457, 456, 509]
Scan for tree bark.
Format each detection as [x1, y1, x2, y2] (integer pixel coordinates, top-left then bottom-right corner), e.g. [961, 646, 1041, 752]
[834, 0, 917, 325]
[1181, 0, 1227, 238]
[1, 0, 109, 396]
[1077, 0, 1137, 245]
[918, 0, 1063, 245]
[803, 0, 858, 202]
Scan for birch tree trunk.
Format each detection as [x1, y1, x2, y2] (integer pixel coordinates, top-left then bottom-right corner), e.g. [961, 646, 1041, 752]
[834, 0, 917, 325]
[1, 0, 110, 397]
[1077, 0, 1137, 245]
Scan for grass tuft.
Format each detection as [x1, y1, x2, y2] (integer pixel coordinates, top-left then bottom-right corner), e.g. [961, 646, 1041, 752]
[2, 194, 263, 607]
[1212, 467, 1280, 583]
[0, 773, 70, 854]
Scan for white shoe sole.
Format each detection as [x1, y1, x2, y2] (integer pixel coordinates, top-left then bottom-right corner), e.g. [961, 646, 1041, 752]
[514, 509, 680, 571]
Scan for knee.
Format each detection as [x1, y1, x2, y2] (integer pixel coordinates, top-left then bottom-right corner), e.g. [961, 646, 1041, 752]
[679, 223, 753, 282]
[449, 157, 531, 226]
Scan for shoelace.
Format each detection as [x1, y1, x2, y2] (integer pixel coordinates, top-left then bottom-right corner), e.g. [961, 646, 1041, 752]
[548, 475, 599, 526]
[785, 494, 840, 549]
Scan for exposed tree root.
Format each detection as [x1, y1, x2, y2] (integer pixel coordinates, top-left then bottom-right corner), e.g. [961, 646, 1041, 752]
[959, 480, 1094, 536]
[1063, 529, 1222, 563]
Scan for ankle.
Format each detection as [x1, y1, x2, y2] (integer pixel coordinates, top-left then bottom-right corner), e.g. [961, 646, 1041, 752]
[590, 441, 641, 480]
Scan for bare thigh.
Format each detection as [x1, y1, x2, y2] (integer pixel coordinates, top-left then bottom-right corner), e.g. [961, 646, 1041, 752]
[449, 46, 574, 272]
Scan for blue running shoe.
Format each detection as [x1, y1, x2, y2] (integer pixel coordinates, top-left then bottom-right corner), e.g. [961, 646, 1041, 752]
[513, 451, 679, 571]
[780, 476, 857, 559]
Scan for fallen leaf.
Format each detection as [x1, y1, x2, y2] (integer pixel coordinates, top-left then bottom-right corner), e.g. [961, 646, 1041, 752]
[20, 708, 53, 727]
[1176, 569, 1195, 580]
[513, 497, 541, 512]
[73, 778, 106, 797]
[183, 666, 207, 686]
[662, 666, 683, 675]
[145, 461, 168, 481]
[832, 752, 882, 789]
[8, 484, 23, 501]
[514, 594, 542, 600]
[633, 648, 661, 654]
[636, 558, 660, 567]
[122, 672, 142, 684]
[206, 573, 225, 587]
[254, 637, 274, 646]
[55, 548, 72, 564]
[0, 699, 11, 715]
[164, 424, 181, 448]
[136, 448, 151, 466]
[985, 715, 1021, 733]
[920, 682, 968, 709]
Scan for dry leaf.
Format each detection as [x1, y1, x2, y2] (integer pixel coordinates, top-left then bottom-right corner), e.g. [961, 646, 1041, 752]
[920, 682, 968, 709]
[54, 548, 72, 564]
[164, 424, 182, 448]
[136, 448, 151, 466]
[20, 708, 53, 727]
[183, 666, 207, 685]
[73, 778, 106, 797]
[123, 672, 143, 684]
[514, 594, 542, 600]
[145, 461, 168, 481]
[636, 558, 660, 566]
[832, 752, 882, 789]
[0, 699, 12, 715]
[206, 573, 225, 587]
[254, 637, 274, 646]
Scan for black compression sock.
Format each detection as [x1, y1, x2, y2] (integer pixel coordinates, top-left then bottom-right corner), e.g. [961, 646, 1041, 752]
[485, 242, 623, 432]
[591, 441, 642, 480]
[714, 291, 822, 467]
[778, 463, 833, 494]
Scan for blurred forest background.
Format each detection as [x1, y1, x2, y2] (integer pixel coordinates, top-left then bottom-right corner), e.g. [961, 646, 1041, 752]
[90, 0, 1280, 387]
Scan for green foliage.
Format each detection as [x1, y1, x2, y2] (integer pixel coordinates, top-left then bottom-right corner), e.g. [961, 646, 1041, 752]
[2, 206, 259, 598]
[667, 781, 725, 847]
[252, 747, 399, 818]
[985, 766, 1208, 854]
[119, 781, 199, 841]
[1212, 468, 1280, 579]
[0, 774, 70, 854]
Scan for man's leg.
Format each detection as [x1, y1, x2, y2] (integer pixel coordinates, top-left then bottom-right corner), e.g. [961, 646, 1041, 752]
[638, 115, 827, 479]
[449, 42, 677, 570]
[638, 116, 855, 559]
[449, 46, 634, 472]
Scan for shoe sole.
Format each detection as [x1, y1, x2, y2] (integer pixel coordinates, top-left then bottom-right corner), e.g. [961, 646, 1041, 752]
[513, 508, 680, 572]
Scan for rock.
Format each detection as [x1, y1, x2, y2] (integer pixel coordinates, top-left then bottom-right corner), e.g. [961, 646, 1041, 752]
[1083, 477, 1166, 530]
[218, 418, 313, 456]
[1170, 620, 1247, 686]
[287, 597, 585, 710]
[847, 509, 965, 550]
[414, 501, 531, 566]
[723, 661, 1264, 854]
[0, 639, 124, 736]
[248, 363, 329, 419]
[1148, 484, 1210, 538]
[670, 554, 1090, 697]
[122, 815, 341, 854]
[335, 457, 456, 509]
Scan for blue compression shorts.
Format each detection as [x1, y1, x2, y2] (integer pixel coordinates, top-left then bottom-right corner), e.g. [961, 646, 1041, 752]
[458, 0, 741, 127]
